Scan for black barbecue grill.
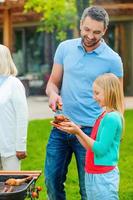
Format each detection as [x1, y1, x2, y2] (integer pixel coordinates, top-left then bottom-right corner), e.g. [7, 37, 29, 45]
[0, 171, 41, 200]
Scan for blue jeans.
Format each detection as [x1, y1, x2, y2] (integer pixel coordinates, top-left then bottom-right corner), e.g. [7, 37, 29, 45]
[85, 167, 119, 200]
[45, 126, 92, 200]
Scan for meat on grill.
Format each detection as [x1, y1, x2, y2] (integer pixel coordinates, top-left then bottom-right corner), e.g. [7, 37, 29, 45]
[1, 186, 14, 193]
[5, 176, 32, 186]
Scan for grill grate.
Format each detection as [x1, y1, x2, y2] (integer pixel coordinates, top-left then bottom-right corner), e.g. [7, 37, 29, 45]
[0, 175, 35, 200]
[0, 182, 28, 193]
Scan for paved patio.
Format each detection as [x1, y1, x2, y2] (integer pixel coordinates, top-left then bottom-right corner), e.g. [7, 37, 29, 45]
[27, 96, 53, 120]
[27, 96, 133, 120]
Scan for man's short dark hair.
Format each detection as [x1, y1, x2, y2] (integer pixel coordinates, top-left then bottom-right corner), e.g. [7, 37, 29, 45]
[81, 6, 109, 28]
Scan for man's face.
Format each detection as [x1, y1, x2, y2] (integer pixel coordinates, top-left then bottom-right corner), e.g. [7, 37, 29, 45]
[80, 16, 107, 49]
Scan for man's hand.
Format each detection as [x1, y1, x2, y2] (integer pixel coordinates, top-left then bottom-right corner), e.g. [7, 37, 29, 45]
[16, 151, 27, 160]
[49, 92, 63, 112]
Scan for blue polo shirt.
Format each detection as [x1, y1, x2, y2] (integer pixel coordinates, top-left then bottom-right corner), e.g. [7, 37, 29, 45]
[54, 38, 123, 126]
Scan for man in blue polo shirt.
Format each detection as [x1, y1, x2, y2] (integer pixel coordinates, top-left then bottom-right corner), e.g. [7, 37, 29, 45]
[45, 6, 123, 200]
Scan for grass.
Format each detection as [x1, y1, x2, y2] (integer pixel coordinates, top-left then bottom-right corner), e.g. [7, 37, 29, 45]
[119, 110, 133, 200]
[22, 110, 133, 200]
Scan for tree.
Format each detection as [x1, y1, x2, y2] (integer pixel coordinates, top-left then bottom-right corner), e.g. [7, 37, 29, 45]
[25, 0, 77, 41]
[24, 0, 91, 72]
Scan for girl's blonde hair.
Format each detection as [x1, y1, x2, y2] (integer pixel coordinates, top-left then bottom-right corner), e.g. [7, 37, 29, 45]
[93, 73, 124, 115]
[0, 44, 17, 76]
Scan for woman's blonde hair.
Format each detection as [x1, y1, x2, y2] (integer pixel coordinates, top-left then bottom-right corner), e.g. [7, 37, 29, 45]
[0, 44, 17, 76]
[93, 73, 124, 115]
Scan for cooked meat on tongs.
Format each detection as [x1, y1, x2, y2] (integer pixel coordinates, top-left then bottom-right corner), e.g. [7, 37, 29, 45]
[53, 115, 70, 124]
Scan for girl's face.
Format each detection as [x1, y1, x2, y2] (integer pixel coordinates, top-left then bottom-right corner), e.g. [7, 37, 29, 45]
[93, 83, 105, 107]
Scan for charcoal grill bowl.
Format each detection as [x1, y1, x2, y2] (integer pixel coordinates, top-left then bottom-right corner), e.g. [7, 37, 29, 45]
[0, 175, 35, 200]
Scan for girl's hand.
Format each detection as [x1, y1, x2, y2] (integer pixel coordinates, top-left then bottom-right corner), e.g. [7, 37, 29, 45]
[51, 121, 81, 135]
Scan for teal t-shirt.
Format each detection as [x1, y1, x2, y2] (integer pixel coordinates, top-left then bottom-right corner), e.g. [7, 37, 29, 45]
[54, 38, 123, 126]
[92, 111, 123, 166]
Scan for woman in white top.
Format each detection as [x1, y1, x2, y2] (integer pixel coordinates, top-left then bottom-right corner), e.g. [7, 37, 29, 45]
[0, 44, 28, 170]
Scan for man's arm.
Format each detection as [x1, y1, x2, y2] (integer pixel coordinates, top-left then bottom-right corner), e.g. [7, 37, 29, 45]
[46, 63, 63, 112]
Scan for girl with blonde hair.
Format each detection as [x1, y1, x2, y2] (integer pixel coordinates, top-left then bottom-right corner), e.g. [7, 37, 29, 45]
[53, 73, 124, 200]
[0, 44, 28, 170]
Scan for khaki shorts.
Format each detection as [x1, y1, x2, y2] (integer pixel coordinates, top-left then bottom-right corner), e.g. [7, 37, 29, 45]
[0, 155, 21, 170]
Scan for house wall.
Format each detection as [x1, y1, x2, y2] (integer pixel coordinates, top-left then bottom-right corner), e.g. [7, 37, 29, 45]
[93, 0, 133, 4]
[124, 22, 133, 95]
[0, 1, 133, 95]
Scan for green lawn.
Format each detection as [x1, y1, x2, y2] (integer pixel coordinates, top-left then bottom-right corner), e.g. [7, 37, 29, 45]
[22, 110, 133, 200]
